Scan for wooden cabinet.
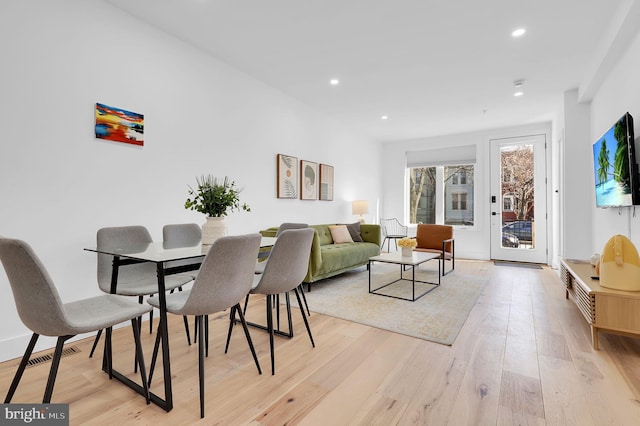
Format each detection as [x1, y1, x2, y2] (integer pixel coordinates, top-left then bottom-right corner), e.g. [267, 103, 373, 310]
[560, 259, 640, 349]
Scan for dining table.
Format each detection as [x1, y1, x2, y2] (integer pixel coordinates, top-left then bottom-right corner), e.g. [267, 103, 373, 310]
[84, 236, 277, 411]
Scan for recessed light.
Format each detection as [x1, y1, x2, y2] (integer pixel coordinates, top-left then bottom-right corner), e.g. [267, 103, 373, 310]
[330, 79, 340, 85]
[512, 28, 526, 37]
[514, 91, 524, 97]
[381, 115, 388, 120]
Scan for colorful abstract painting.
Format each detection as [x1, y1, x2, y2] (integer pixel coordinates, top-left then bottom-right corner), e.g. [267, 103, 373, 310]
[95, 103, 144, 146]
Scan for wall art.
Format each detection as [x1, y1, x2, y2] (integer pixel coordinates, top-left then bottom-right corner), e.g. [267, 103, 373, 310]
[95, 102, 144, 146]
[319, 164, 334, 201]
[277, 154, 298, 198]
[300, 160, 318, 200]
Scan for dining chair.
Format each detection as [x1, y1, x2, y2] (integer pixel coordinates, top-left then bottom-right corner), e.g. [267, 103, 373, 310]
[0, 237, 152, 404]
[163, 223, 202, 345]
[254, 222, 311, 317]
[380, 218, 408, 252]
[147, 233, 262, 418]
[89, 226, 194, 357]
[228, 227, 315, 375]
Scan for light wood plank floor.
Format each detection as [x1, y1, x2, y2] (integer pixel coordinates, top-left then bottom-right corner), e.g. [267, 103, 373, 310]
[2, 260, 640, 425]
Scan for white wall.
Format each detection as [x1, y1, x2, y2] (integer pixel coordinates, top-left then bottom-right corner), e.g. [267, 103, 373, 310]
[561, 89, 593, 261]
[589, 28, 640, 253]
[0, 0, 381, 361]
[381, 122, 552, 261]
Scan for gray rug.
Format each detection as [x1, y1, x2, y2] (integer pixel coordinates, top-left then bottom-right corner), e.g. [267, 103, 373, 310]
[297, 261, 489, 346]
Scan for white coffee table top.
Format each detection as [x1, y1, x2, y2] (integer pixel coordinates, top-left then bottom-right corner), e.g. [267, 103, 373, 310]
[369, 251, 440, 266]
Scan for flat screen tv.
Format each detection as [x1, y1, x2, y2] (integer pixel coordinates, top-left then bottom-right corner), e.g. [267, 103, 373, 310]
[593, 112, 638, 208]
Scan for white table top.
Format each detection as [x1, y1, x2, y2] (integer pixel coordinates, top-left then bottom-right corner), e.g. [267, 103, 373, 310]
[369, 251, 440, 266]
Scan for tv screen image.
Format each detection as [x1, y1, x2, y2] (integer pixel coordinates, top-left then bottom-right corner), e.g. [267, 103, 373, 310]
[593, 112, 637, 208]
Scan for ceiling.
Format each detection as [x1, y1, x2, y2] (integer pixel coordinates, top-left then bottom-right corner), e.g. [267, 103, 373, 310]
[106, 0, 631, 142]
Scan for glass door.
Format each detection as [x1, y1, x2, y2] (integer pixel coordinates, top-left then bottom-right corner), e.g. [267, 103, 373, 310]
[490, 135, 548, 263]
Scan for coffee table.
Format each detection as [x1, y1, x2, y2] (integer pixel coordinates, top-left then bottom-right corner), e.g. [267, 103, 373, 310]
[368, 251, 441, 301]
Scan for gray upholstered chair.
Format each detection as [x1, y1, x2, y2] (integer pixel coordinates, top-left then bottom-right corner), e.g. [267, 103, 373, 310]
[163, 223, 203, 346]
[229, 228, 315, 375]
[254, 222, 311, 317]
[380, 218, 408, 252]
[147, 233, 263, 418]
[89, 226, 194, 357]
[254, 222, 308, 274]
[0, 237, 152, 404]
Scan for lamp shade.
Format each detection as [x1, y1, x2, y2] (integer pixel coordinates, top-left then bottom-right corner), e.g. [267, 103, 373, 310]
[352, 200, 369, 215]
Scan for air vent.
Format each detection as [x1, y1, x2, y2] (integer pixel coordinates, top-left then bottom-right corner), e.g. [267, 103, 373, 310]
[27, 346, 81, 368]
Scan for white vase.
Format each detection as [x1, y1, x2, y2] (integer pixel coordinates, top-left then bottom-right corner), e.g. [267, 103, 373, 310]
[402, 247, 413, 257]
[202, 216, 227, 245]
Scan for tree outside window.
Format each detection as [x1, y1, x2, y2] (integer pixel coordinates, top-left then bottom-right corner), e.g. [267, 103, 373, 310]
[408, 164, 474, 225]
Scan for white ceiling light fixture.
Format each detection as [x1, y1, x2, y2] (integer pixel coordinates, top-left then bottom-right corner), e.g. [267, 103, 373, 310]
[381, 115, 388, 120]
[329, 78, 340, 86]
[513, 79, 525, 96]
[512, 28, 526, 37]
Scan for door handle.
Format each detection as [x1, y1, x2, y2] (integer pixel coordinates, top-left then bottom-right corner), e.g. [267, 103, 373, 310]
[491, 212, 497, 216]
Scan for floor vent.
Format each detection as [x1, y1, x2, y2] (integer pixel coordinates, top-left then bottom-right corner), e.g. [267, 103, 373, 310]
[27, 346, 81, 368]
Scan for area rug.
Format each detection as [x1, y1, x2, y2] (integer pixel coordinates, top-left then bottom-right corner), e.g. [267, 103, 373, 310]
[296, 261, 489, 346]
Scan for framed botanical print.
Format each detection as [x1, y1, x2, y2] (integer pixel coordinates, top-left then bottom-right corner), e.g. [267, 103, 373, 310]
[277, 154, 298, 199]
[300, 160, 318, 200]
[319, 164, 334, 201]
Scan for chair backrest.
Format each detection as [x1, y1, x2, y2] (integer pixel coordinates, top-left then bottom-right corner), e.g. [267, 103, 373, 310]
[0, 238, 70, 336]
[163, 223, 201, 248]
[276, 223, 309, 236]
[97, 226, 156, 293]
[380, 218, 408, 238]
[178, 233, 261, 315]
[416, 224, 453, 252]
[253, 228, 314, 295]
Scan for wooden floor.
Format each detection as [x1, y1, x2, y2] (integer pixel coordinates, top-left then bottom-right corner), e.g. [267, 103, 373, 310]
[2, 260, 640, 425]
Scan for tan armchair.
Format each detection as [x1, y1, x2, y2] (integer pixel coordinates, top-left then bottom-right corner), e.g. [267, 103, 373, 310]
[415, 224, 455, 275]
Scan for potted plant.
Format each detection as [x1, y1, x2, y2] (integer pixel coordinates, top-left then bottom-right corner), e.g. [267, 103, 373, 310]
[185, 175, 250, 244]
[397, 237, 417, 257]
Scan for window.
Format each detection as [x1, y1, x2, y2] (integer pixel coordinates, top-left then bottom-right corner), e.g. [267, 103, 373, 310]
[452, 193, 467, 210]
[503, 195, 514, 211]
[408, 164, 474, 226]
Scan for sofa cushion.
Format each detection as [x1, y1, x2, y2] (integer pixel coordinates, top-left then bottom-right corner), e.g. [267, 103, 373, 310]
[329, 225, 354, 244]
[343, 222, 364, 242]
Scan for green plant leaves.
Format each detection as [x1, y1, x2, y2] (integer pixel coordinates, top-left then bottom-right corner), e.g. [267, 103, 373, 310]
[184, 175, 251, 217]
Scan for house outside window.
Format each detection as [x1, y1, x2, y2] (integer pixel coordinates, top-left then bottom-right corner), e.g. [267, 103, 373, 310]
[408, 164, 474, 226]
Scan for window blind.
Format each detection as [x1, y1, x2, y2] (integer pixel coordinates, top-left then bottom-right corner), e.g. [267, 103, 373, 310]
[406, 145, 476, 167]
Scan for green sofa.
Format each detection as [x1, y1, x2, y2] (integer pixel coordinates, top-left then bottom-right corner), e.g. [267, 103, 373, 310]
[260, 223, 381, 289]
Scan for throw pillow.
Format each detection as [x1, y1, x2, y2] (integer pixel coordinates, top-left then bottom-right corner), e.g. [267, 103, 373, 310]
[343, 222, 364, 242]
[328, 225, 354, 244]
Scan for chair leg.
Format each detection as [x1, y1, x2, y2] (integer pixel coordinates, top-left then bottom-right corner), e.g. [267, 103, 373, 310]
[294, 288, 315, 348]
[105, 327, 113, 379]
[89, 329, 102, 358]
[284, 292, 293, 337]
[224, 306, 237, 353]
[233, 303, 262, 375]
[4, 333, 39, 403]
[298, 284, 311, 316]
[183, 315, 191, 346]
[197, 315, 205, 418]
[266, 295, 276, 375]
[131, 318, 150, 405]
[43, 335, 72, 403]
[205, 315, 209, 357]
